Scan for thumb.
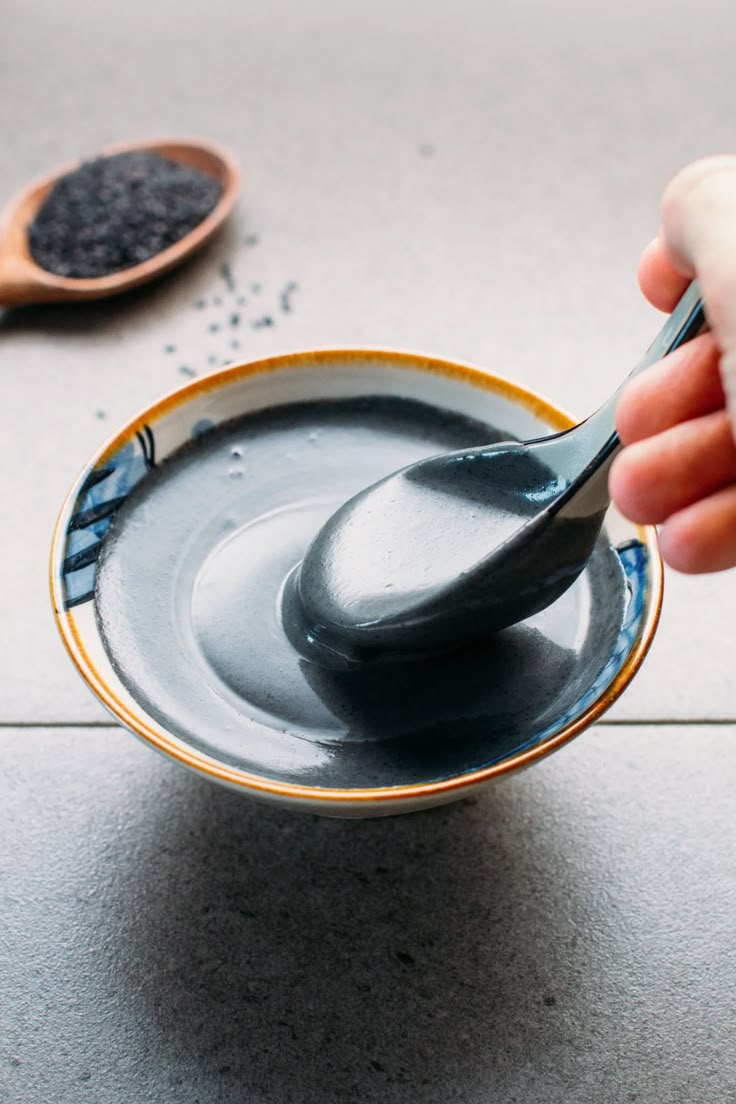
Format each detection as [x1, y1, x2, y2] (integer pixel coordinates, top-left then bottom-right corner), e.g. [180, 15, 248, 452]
[661, 156, 736, 437]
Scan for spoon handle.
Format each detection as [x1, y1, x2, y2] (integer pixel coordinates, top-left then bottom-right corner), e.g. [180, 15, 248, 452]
[630, 279, 705, 380]
[558, 280, 706, 482]
[549, 280, 706, 518]
[597, 279, 705, 450]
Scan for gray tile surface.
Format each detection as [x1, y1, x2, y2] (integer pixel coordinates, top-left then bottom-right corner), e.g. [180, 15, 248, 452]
[1, 725, 735, 1104]
[2, 0, 736, 722]
[1, 0, 735, 1099]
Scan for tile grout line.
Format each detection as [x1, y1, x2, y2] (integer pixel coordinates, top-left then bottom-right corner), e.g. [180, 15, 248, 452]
[0, 719, 735, 730]
[1, 721, 121, 729]
[596, 718, 736, 727]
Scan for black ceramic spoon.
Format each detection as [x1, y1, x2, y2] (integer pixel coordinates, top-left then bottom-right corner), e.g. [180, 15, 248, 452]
[295, 281, 705, 657]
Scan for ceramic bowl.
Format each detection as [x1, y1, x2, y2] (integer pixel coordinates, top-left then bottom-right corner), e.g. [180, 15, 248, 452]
[50, 349, 662, 817]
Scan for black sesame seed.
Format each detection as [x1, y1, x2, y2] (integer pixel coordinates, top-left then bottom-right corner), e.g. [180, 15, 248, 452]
[220, 262, 236, 292]
[280, 281, 298, 313]
[27, 151, 223, 279]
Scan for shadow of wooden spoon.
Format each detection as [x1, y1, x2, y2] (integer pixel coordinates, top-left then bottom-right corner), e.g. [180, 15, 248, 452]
[0, 135, 240, 307]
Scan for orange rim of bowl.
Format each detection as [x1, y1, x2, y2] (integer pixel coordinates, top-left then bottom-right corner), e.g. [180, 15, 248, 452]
[50, 348, 663, 805]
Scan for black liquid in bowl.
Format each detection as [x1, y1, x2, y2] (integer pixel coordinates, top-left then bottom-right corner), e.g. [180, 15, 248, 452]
[95, 396, 629, 790]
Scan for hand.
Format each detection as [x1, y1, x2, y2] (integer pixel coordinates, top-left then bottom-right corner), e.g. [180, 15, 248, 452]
[610, 157, 736, 573]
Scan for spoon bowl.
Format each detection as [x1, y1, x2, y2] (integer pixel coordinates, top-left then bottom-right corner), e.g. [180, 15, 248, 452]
[296, 436, 596, 658]
[298, 282, 706, 658]
[0, 136, 240, 307]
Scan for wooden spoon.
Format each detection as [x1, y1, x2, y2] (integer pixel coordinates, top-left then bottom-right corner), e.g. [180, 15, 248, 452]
[0, 136, 240, 307]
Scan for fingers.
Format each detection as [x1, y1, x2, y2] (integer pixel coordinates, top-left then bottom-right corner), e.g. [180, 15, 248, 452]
[660, 156, 736, 349]
[661, 156, 736, 263]
[616, 332, 725, 444]
[639, 157, 736, 346]
[637, 237, 692, 312]
[609, 409, 736, 524]
[626, 157, 736, 574]
[658, 484, 736, 573]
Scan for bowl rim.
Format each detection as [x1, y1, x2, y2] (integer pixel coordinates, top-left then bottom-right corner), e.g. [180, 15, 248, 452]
[49, 347, 663, 806]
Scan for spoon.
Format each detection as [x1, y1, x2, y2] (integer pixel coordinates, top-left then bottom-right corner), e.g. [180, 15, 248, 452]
[0, 136, 240, 307]
[295, 281, 706, 658]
